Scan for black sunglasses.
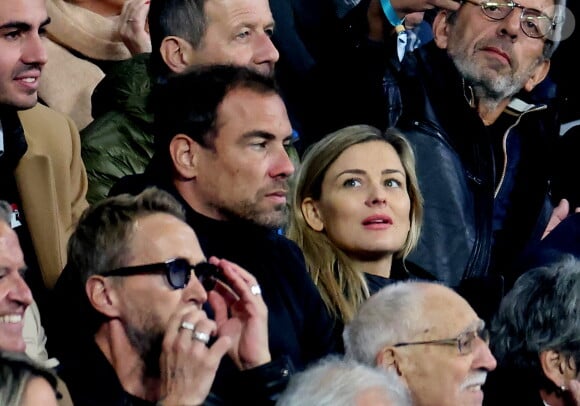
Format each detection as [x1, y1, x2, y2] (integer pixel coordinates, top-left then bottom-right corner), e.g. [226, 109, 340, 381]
[101, 258, 226, 291]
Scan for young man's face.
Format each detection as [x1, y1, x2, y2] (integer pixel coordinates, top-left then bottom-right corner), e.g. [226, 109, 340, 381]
[0, 0, 49, 110]
[0, 222, 33, 352]
[193, 87, 295, 228]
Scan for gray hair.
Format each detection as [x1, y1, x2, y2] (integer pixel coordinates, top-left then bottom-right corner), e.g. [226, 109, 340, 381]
[276, 355, 413, 406]
[343, 281, 431, 365]
[491, 254, 580, 391]
[0, 351, 58, 406]
[450, 0, 568, 59]
[0, 201, 11, 226]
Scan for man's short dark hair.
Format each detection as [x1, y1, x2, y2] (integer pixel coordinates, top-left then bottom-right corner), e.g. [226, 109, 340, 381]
[150, 64, 281, 172]
[148, 0, 207, 78]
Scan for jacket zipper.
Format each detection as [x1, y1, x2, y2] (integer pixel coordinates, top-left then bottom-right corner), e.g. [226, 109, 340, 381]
[494, 104, 546, 198]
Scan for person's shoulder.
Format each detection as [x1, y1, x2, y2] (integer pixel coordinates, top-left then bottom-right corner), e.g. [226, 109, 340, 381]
[269, 232, 304, 259]
[91, 53, 154, 120]
[81, 109, 147, 144]
[108, 173, 157, 197]
[18, 103, 72, 127]
[18, 104, 78, 148]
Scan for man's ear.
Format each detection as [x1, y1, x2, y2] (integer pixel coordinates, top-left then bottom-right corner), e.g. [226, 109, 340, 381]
[523, 59, 550, 92]
[170, 134, 199, 180]
[301, 197, 325, 232]
[432, 10, 451, 50]
[376, 347, 403, 376]
[159, 36, 195, 74]
[540, 350, 570, 388]
[86, 276, 121, 318]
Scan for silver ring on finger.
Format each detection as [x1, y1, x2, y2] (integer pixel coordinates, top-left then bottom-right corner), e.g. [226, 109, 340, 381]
[179, 321, 195, 332]
[126, 18, 137, 22]
[192, 331, 210, 344]
[250, 284, 262, 296]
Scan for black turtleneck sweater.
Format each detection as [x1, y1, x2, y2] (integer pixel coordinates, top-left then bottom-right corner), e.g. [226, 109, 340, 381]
[107, 174, 344, 403]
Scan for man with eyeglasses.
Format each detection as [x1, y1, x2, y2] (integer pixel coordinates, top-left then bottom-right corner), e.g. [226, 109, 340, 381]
[334, 0, 573, 322]
[55, 187, 292, 405]
[343, 281, 497, 406]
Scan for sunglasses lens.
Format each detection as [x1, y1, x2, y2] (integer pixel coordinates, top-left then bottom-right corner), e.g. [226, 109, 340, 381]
[168, 259, 191, 289]
[195, 262, 219, 291]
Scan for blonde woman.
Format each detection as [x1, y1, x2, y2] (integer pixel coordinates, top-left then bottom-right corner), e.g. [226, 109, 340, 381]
[287, 125, 430, 322]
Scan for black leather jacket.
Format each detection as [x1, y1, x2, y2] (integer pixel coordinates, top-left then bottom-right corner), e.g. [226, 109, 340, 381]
[396, 43, 557, 300]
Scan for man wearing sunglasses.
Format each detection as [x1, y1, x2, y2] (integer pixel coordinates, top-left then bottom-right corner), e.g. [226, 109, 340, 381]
[344, 281, 497, 406]
[333, 0, 573, 322]
[108, 64, 342, 403]
[55, 188, 290, 405]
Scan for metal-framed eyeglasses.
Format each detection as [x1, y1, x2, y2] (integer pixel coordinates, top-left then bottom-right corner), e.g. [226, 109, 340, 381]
[463, 0, 557, 39]
[101, 257, 225, 291]
[393, 322, 490, 355]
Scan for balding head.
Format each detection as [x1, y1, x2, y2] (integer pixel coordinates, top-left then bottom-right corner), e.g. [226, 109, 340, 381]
[344, 281, 496, 406]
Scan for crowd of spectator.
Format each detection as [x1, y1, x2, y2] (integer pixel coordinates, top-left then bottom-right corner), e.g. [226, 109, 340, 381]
[1, 0, 579, 404]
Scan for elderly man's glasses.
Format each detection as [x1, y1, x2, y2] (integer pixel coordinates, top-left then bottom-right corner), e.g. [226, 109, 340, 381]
[101, 258, 225, 291]
[463, 0, 556, 39]
[393, 323, 490, 355]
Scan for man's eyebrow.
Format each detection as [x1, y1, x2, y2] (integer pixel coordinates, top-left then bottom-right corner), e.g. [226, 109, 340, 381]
[0, 265, 27, 274]
[0, 22, 31, 31]
[0, 17, 51, 31]
[242, 130, 276, 141]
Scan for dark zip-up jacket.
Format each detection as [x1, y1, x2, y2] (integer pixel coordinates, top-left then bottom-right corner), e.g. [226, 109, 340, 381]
[393, 43, 557, 316]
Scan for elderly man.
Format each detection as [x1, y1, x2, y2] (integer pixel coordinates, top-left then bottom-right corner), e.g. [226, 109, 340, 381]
[277, 355, 412, 406]
[344, 281, 497, 406]
[105, 64, 341, 402]
[81, 0, 281, 203]
[484, 255, 580, 405]
[56, 188, 290, 405]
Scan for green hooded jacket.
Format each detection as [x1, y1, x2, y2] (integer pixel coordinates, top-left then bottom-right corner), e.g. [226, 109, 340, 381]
[81, 53, 155, 204]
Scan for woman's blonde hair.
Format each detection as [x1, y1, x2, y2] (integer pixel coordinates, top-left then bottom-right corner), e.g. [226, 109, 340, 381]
[287, 125, 423, 322]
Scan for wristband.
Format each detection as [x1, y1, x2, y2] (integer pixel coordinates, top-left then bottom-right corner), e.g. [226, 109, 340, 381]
[379, 0, 405, 27]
